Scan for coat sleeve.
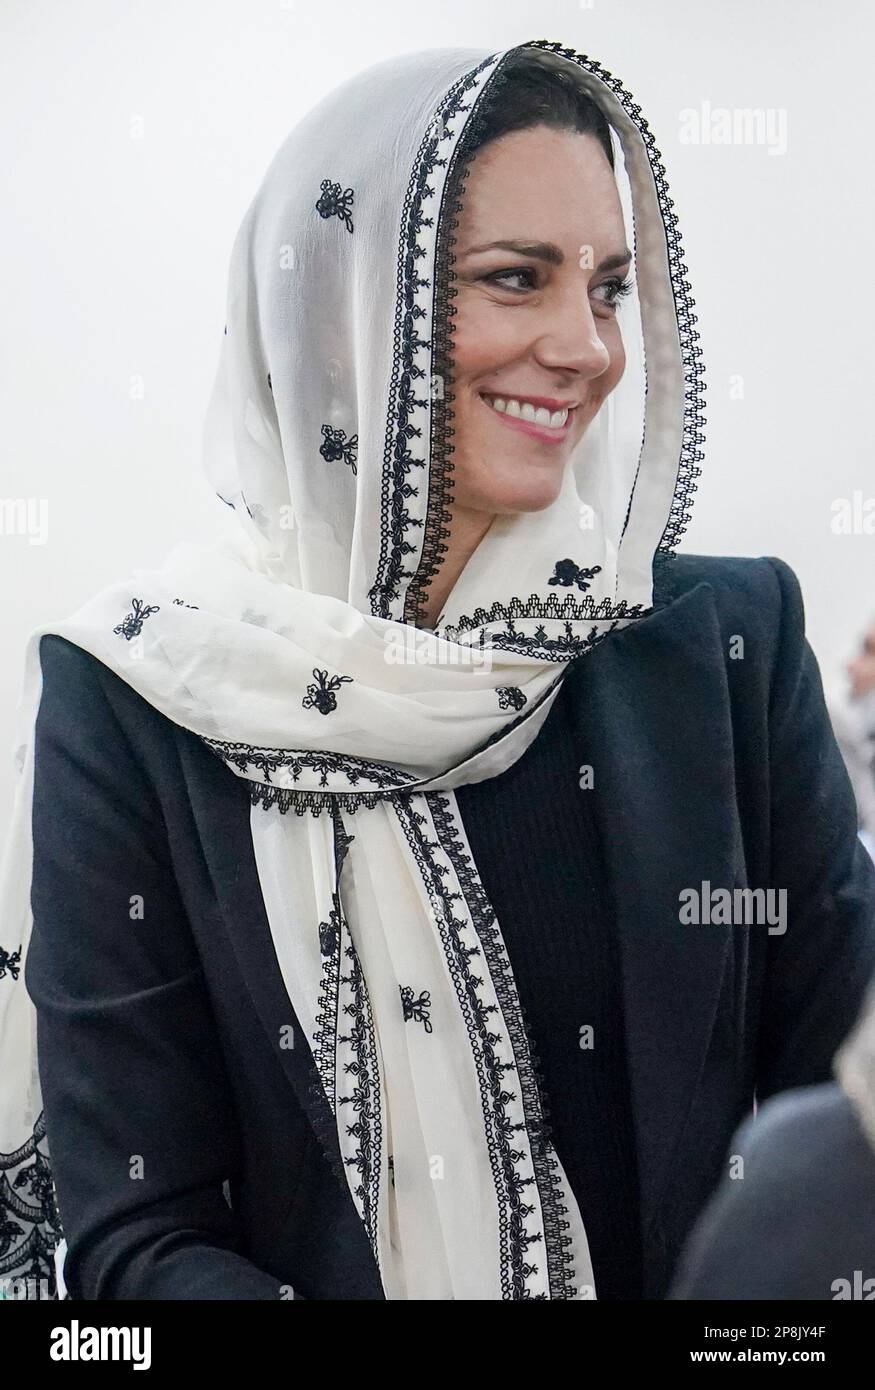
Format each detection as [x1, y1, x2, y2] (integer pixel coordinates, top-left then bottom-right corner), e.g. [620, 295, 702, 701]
[24, 634, 288, 1300]
[755, 558, 875, 1101]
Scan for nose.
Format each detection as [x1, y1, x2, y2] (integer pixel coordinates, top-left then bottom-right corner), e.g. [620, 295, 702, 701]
[530, 282, 613, 380]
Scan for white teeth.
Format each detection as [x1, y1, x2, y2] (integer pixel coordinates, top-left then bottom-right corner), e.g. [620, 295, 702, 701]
[484, 395, 569, 429]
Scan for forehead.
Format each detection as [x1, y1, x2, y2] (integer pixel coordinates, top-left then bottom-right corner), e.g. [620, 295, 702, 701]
[455, 126, 625, 246]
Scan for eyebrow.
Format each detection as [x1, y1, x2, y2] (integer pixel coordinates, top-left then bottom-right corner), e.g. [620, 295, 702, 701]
[461, 239, 633, 272]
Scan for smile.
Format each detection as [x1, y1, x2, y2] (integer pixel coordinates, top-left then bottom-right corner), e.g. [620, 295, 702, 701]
[479, 393, 575, 444]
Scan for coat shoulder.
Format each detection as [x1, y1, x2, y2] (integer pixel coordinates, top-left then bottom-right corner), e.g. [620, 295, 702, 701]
[652, 551, 803, 644]
[38, 631, 168, 729]
[35, 632, 181, 792]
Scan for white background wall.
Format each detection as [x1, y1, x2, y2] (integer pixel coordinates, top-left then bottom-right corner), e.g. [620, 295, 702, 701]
[2, 0, 873, 836]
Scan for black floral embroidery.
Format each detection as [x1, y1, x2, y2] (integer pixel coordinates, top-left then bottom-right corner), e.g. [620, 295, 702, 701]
[0, 1111, 63, 1298]
[400, 985, 433, 1033]
[201, 736, 408, 796]
[548, 559, 602, 593]
[306, 798, 384, 1229]
[315, 178, 354, 233]
[313, 899, 342, 1114]
[424, 792, 580, 1300]
[496, 686, 526, 712]
[312, 810, 359, 1122]
[257, 785, 386, 816]
[172, 598, 199, 610]
[0, 944, 21, 981]
[302, 667, 354, 716]
[216, 493, 235, 509]
[267, 371, 272, 394]
[319, 424, 358, 475]
[332, 806, 356, 877]
[394, 795, 559, 1299]
[337, 943, 381, 1253]
[388, 1153, 395, 1188]
[438, 590, 649, 660]
[318, 902, 342, 958]
[369, 54, 501, 623]
[113, 598, 160, 640]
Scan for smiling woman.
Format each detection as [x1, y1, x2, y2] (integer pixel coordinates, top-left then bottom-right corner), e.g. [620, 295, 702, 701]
[2, 37, 874, 1305]
[423, 54, 636, 623]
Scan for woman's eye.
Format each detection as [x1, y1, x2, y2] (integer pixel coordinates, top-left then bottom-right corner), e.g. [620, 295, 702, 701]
[593, 275, 635, 309]
[480, 268, 635, 306]
[484, 267, 538, 292]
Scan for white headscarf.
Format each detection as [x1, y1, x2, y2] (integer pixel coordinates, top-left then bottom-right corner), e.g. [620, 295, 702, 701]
[0, 40, 704, 1300]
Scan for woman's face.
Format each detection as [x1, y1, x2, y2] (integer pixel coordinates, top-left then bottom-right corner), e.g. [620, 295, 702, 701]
[449, 124, 632, 515]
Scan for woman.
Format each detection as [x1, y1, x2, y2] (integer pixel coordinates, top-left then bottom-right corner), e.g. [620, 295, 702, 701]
[1, 39, 873, 1302]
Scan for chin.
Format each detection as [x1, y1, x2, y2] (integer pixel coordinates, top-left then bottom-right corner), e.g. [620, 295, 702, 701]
[484, 468, 566, 515]
[465, 486, 561, 516]
[504, 487, 561, 514]
[452, 432, 571, 514]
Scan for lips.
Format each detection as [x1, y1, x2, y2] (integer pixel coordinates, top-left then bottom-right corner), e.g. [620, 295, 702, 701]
[478, 391, 576, 444]
[488, 392, 577, 408]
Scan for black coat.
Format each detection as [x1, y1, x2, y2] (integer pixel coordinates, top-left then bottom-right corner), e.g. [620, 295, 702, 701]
[25, 552, 875, 1299]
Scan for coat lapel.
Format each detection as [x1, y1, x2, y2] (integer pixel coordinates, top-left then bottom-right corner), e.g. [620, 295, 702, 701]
[191, 757, 373, 1210]
[574, 578, 743, 1250]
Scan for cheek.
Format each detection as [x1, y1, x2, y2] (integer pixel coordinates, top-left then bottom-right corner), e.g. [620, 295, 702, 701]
[603, 321, 626, 387]
[450, 298, 628, 400]
[450, 295, 522, 382]
[450, 320, 489, 386]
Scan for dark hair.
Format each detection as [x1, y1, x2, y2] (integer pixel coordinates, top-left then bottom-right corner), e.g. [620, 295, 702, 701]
[457, 47, 615, 169]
